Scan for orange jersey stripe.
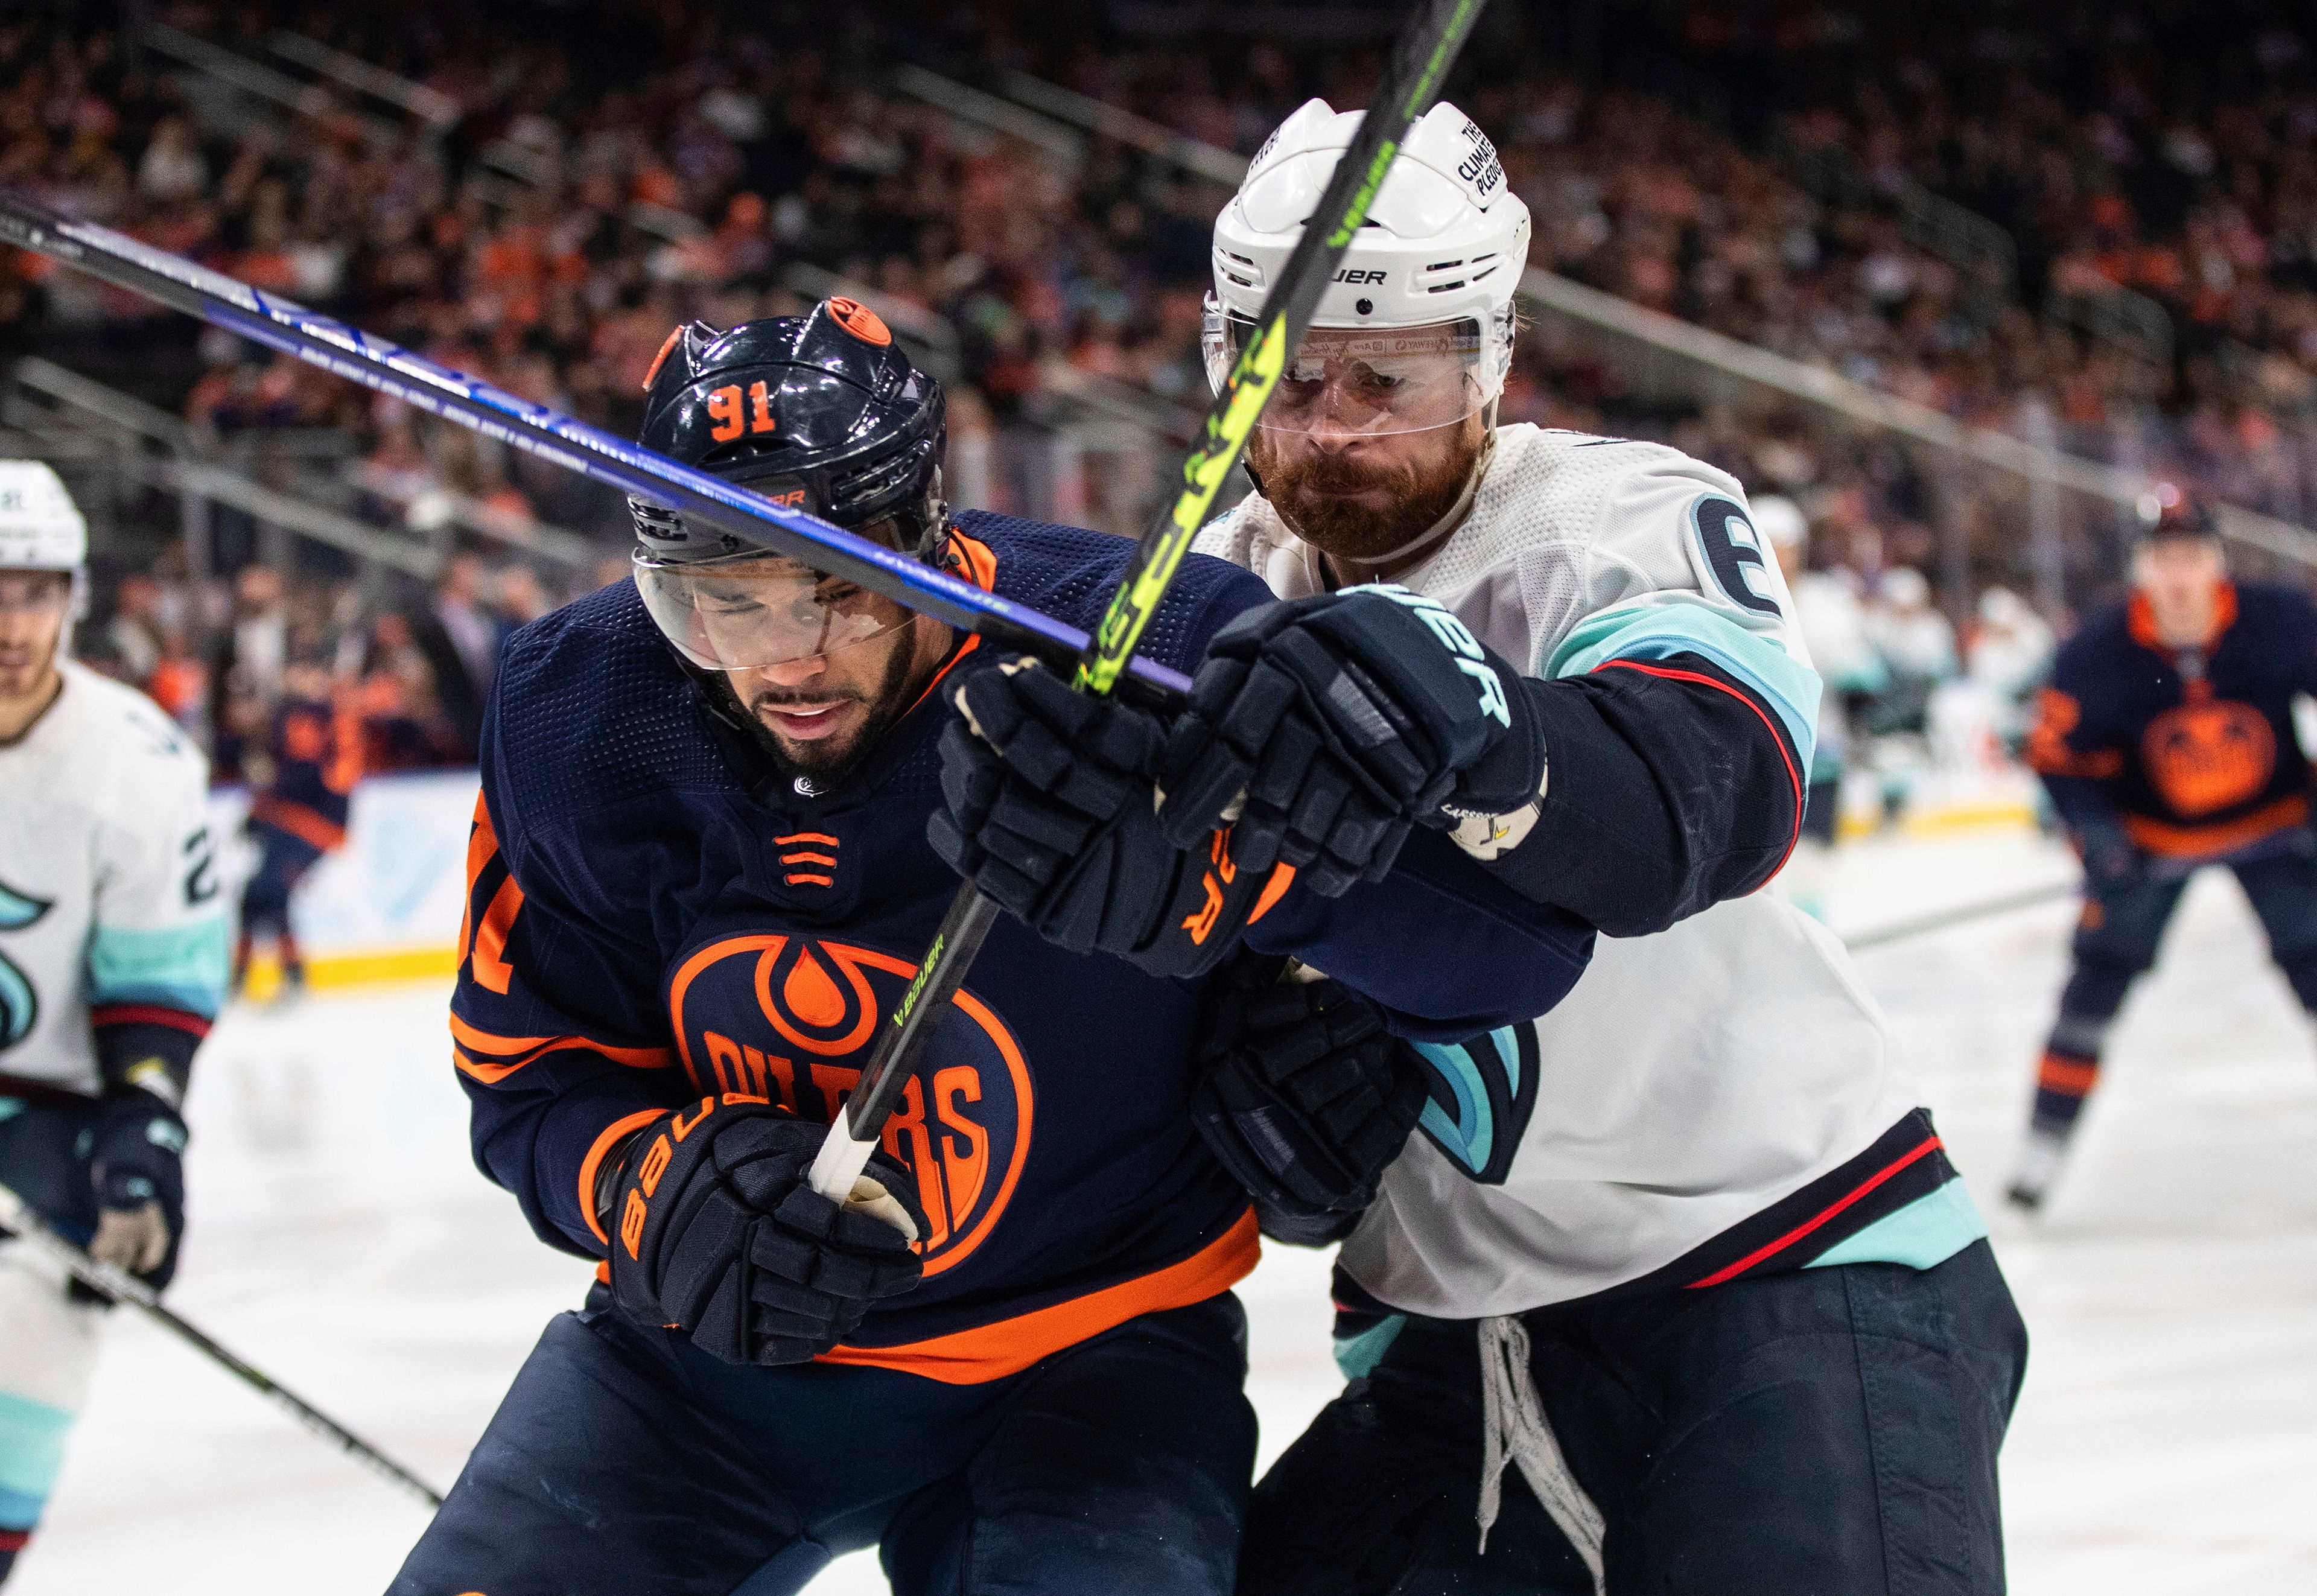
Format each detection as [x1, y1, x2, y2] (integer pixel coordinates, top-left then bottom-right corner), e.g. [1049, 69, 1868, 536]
[249, 794, 347, 853]
[814, 1208, 1260, 1385]
[2038, 1054, 2100, 1095]
[448, 1011, 674, 1071]
[2124, 793, 2308, 857]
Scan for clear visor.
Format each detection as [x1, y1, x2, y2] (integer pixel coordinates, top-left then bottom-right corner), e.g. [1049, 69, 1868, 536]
[633, 542, 915, 672]
[1201, 304, 1497, 437]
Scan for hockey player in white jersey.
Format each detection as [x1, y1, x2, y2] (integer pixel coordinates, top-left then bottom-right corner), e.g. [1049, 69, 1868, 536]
[943, 103, 2027, 1594]
[0, 463, 227, 1584]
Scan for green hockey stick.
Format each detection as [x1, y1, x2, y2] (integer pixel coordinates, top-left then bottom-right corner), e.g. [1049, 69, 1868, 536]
[809, 0, 1492, 1202]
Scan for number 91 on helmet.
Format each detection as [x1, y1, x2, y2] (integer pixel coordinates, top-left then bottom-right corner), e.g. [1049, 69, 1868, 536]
[626, 299, 946, 672]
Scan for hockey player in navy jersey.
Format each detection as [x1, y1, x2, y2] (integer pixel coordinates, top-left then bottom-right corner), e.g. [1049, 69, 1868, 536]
[940, 103, 2027, 1595]
[231, 647, 361, 1000]
[388, 300, 1595, 1596]
[2011, 498, 2317, 1209]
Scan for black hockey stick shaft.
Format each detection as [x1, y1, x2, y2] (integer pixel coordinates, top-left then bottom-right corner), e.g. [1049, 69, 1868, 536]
[0, 1180, 445, 1509]
[0, 189, 1191, 706]
[809, 0, 1492, 1200]
[1842, 877, 2080, 952]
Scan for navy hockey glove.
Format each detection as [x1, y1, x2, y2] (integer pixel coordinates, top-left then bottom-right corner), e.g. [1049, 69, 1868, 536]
[87, 1090, 188, 1288]
[604, 1096, 924, 1366]
[1191, 959, 1428, 1238]
[1159, 585, 1549, 894]
[2072, 819, 2143, 889]
[930, 661, 1287, 979]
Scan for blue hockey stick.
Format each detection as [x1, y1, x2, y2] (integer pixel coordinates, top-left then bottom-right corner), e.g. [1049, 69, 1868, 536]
[0, 191, 1192, 701]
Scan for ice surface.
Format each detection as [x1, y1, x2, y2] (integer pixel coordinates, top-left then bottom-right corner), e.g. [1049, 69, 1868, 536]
[12, 830, 2317, 1594]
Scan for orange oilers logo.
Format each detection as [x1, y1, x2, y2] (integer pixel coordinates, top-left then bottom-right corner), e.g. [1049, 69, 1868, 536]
[2143, 697, 2274, 818]
[667, 935, 1032, 1274]
[826, 296, 893, 346]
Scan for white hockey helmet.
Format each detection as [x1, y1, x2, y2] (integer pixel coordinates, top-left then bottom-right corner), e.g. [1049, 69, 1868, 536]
[1749, 494, 1808, 554]
[1206, 98, 1531, 436]
[0, 460, 87, 574]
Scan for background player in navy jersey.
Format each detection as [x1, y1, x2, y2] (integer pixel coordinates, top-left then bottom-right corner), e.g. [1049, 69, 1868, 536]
[2012, 497, 2317, 1208]
[230, 647, 361, 1001]
[388, 300, 1595, 1596]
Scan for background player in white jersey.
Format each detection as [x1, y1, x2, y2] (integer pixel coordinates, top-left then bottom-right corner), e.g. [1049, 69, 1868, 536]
[1761, 495, 1885, 917]
[0, 463, 227, 1585]
[958, 104, 2027, 1594]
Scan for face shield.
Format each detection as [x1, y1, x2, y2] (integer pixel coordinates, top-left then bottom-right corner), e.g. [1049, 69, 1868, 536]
[632, 518, 918, 672]
[1201, 301, 1510, 439]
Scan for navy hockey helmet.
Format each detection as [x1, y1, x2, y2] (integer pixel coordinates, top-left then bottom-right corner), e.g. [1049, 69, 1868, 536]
[629, 298, 949, 670]
[2140, 486, 2219, 545]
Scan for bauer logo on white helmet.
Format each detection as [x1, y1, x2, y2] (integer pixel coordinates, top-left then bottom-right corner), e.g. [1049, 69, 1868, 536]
[1207, 100, 1530, 427]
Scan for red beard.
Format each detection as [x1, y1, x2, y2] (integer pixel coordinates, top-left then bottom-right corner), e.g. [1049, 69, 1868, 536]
[1250, 424, 1483, 562]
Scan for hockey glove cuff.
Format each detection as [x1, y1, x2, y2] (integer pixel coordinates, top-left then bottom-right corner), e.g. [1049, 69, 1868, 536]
[606, 1096, 925, 1366]
[930, 661, 1288, 979]
[1159, 586, 1548, 892]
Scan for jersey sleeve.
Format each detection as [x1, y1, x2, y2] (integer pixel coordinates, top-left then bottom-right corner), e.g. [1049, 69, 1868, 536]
[2024, 636, 2129, 839]
[1486, 459, 1820, 936]
[452, 781, 687, 1261]
[86, 734, 228, 1104]
[1239, 826, 1596, 1043]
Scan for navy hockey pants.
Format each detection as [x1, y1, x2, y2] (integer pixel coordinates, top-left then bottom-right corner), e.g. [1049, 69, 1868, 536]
[1238, 1241, 2026, 1595]
[237, 820, 322, 941]
[2036, 850, 2317, 1132]
[389, 1288, 1256, 1596]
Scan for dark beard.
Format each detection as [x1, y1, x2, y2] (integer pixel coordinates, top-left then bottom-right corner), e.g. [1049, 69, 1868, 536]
[1250, 422, 1483, 563]
[712, 635, 922, 793]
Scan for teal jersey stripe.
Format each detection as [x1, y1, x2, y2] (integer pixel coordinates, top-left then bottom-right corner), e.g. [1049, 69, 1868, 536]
[1545, 597, 1820, 769]
[0, 1388, 77, 1510]
[1332, 1312, 1408, 1381]
[1806, 1176, 1988, 1271]
[87, 918, 229, 1020]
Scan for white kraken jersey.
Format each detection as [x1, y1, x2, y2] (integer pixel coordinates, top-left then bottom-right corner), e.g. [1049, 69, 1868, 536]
[0, 662, 227, 1098]
[1198, 424, 1975, 1315]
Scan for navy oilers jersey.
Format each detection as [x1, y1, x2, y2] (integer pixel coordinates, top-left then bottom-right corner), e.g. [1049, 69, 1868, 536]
[450, 510, 1595, 1384]
[2030, 581, 2317, 859]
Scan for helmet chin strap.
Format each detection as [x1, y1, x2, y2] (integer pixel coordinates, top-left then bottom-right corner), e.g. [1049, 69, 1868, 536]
[1298, 407, 1499, 585]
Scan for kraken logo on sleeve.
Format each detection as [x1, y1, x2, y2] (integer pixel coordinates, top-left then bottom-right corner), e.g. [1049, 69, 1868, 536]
[0, 880, 54, 1051]
[667, 932, 1034, 1275]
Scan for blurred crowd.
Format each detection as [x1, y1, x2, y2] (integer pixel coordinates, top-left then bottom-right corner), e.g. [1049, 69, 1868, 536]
[83, 542, 625, 781]
[0, 0, 2310, 778]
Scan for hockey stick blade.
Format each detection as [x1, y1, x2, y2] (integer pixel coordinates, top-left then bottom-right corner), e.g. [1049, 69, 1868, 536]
[811, 0, 1493, 1200]
[0, 1179, 444, 1509]
[0, 189, 1189, 704]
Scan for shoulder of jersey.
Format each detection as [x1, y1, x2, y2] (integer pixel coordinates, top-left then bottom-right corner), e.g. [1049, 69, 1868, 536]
[2055, 599, 2135, 665]
[2230, 580, 2317, 633]
[952, 509, 1265, 672]
[1493, 424, 1745, 527]
[56, 661, 209, 793]
[488, 581, 739, 831]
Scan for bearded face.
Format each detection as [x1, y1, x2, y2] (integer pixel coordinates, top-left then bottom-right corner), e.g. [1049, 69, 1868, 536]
[1246, 409, 1487, 565]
